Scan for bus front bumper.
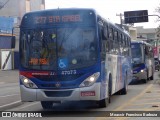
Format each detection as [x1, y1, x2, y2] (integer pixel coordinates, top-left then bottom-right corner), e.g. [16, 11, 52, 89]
[132, 71, 147, 81]
[20, 83, 101, 102]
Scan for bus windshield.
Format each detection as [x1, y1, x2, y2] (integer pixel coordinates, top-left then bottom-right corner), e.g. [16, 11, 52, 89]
[131, 43, 143, 64]
[20, 27, 97, 70]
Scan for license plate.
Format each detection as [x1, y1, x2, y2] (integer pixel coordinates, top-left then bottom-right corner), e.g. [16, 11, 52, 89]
[81, 91, 95, 96]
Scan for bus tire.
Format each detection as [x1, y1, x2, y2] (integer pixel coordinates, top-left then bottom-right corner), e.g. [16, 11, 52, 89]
[143, 79, 147, 83]
[108, 75, 112, 103]
[97, 98, 109, 108]
[41, 101, 53, 109]
[97, 75, 112, 108]
[143, 71, 148, 83]
[150, 75, 154, 80]
[150, 68, 154, 80]
[120, 74, 128, 95]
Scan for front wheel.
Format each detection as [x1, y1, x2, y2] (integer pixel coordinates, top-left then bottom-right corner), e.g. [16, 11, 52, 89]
[97, 98, 109, 108]
[143, 71, 148, 83]
[97, 76, 112, 108]
[120, 75, 128, 95]
[41, 101, 53, 110]
[143, 79, 148, 83]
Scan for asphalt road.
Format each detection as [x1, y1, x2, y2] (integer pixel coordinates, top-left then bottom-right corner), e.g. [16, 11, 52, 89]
[0, 70, 160, 120]
[0, 70, 21, 110]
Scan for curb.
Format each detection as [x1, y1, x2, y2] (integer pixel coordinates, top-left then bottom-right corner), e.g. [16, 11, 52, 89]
[0, 101, 23, 111]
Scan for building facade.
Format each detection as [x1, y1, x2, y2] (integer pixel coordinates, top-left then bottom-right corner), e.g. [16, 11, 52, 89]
[0, 0, 45, 25]
[0, 0, 45, 50]
[128, 27, 137, 40]
[136, 26, 159, 42]
[0, 0, 45, 69]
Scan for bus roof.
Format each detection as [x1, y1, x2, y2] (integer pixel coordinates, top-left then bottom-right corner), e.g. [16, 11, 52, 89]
[21, 8, 98, 28]
[24, 8, 97, 16]
[98, 15, 130, 37]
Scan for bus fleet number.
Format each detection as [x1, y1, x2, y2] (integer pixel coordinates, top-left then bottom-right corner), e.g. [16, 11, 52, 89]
[61, 70, 77, 75]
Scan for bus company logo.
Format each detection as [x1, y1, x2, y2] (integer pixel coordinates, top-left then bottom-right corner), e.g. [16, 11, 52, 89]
[2, 112, 11, 117]
[55, 82, 61, 88]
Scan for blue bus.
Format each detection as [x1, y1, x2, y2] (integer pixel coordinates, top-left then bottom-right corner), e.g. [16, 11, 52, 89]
[19, 8, 132, 109]
[131, 41, 155, 83]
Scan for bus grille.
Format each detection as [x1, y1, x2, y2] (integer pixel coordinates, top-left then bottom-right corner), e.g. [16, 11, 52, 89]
[34, 74, 82, 82]
[44, 90, 73, 97]
[39, 83, 78, 89]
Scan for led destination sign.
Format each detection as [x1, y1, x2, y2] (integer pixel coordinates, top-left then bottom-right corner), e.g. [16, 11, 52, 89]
[34, 15, 82, 24]
[21, 9, 96, 27]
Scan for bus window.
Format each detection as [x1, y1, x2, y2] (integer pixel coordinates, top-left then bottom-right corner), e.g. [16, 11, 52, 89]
[109, 28, 113, 40]
[114, 31, 119, 54]
[101, 25, 108, 40]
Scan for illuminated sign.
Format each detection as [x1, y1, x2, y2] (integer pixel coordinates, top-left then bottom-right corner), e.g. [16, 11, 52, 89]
[21, 10, 96, 27]
[29, 58, 49, 65]
[34, 15, 82, 24]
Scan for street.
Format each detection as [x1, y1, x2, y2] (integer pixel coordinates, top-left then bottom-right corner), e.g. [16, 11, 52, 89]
[0, 70, 21, 110]
[0, 70, 160, 119]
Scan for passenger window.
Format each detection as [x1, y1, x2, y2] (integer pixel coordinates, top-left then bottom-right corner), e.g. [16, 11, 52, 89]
[114, 31, 118, 41]
[109, 28, 113, 40]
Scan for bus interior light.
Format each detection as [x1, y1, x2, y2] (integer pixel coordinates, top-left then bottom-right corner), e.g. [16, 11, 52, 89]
[79, 72, 100, 87]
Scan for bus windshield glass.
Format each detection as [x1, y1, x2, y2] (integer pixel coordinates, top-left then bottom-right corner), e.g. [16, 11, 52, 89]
[20, 9, 98, 70]
[20, 27, 97, 70]
[131, 43, 143, 64]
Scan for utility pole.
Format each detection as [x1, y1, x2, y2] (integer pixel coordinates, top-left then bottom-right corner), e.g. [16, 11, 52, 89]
[116, 13, 124, 28]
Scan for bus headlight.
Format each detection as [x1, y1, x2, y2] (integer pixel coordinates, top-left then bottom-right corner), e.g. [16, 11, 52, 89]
[79, 72, 100, 87]
[20, 75, 38, 89]
[140, 68, 146, 73]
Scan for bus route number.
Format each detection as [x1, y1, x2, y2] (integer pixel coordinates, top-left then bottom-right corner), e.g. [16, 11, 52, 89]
[61, 70, 77, 75]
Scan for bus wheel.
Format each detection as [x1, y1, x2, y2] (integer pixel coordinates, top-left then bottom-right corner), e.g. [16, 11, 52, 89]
[108, 79, 111, 103]
[41, 101, 53, 109]
[150, 68, 154, 80]
[120, 75, 128, 95]
[97, 77, 111, 108]
[97, 98, 109, 108]
[150, 75, 154, 80]
[143, 71, 148, 83]
[143, 79, 147, 83]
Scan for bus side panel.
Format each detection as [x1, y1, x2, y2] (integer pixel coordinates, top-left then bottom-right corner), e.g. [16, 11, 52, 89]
[100, 61, 108, 100]
[122, 56, 132, 86]
[117, 56, 123, 91]
[105, 54, 120, 95]
[127, 56, 132, 84]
